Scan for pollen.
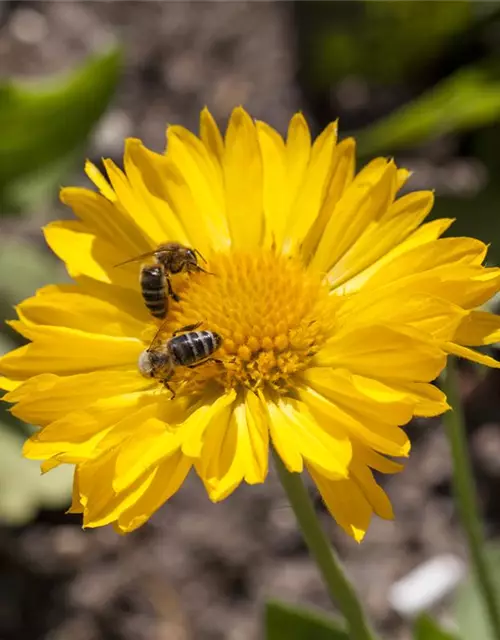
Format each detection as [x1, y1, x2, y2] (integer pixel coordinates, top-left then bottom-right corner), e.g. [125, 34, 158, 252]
[154, 251, 337, 395]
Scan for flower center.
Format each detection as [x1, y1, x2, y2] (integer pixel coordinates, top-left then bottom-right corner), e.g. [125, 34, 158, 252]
[144, 251, 335, 396]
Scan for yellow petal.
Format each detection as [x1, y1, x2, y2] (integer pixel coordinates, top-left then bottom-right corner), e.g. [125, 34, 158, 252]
[112, 419, 182, 492]
[243, 389, 269, 484]
[200, 106, 224, 166]
[84, 160, 117, 202]
[301, 137, 355, 261]
[355, 376, 449, 418]
[5, 370, 151, 424]
[327, 191, 434, 290]
[308, 466, 371, 542]
[310, 159, 397, 274]
[223, 107, 263, 249]
[341, 217, 454, 294]
[309, 460, 394, 542]
[197, 399, 243, 501]
[266, 399, 302, 473]
[355, 446, 404, 475]
[116, 451, 192, 533]
[454, 310, 500, 346]
[60, 186, 151, 256]
[366, 237, 488, 290]
[337, 292, 466, 342]
[67, 468, 84, 513]
[166, 125, 229, 251]
[181, 389, 237, 458]
[70, 278, 149, 325]
[304, 367, 414, 426]
[316, 325, 446, 382]
[197, 391, 269, 501]
[107, 146, 187, 244]
[284, 121, 338, 251]
[444, 342, 500, 368]
[16, 285, 145, 338]
[285, 113, 311, 216]
[0, 377, 20, 391]
[268, 396, 352, 479]
[257, 121, 287, 247]
[43, 221, 137, 290]
[80, 452, 158, 528]
[300, 385, 410, 458]
[0, 324, 141, 378]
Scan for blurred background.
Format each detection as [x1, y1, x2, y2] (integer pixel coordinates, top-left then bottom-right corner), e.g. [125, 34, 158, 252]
[2, 2, 500, 639]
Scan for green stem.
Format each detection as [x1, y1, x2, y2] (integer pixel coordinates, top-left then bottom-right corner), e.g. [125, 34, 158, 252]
[272, 449, 377, 640]
[442, 358, 500, 640]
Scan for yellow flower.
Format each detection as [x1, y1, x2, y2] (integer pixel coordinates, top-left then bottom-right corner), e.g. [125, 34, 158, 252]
[1, 107, 500, 541]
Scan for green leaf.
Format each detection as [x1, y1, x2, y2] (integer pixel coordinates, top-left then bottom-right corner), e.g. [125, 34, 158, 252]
[413, 614, 459, 640]
[357, 67, 500, 156]
[0, 425, 72, 524]
[0, 239, 68, 308]
[265, 599, 348, 640]
[454, 545, 500, 640]
[0, 46, 121, 212]
[304, 1, 471, 88]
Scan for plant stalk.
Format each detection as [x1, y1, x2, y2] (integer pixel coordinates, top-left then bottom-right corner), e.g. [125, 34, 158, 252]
[442, 358, 500, 640]
[273, 449, 377, 640]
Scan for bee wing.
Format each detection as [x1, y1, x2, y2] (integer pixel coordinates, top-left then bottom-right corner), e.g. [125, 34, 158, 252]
[114, 250, 157, 268]
[148, 317, 170, 352]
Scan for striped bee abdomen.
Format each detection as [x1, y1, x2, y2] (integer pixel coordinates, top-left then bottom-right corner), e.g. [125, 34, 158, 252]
[140, 265, 167, 318]
[170, 331, 222, 367]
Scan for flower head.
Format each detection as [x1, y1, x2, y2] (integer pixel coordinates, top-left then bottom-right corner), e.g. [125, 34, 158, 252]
[2, 107, 500, 540]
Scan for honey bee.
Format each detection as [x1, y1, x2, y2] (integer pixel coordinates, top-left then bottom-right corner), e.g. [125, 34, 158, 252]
[138, 321, 223, 398]
[117, 242, 210, 319]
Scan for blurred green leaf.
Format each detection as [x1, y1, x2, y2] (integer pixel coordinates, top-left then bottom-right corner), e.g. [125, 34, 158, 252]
[413, 614, 459, 640]
[0, 426, 72, 524]
[0, 239, 68, 307]
[454, 545, 500, 640]
[300, 1, 471, 88]
[0, 46, 121, 213]
[265, 599, 348, 639]
[357, 67, 500, 156]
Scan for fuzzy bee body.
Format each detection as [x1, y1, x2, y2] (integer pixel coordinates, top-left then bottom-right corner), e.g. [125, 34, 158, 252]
[170, 331, 223, 367]
[140, 264, 167, 319]
[138, 324, 223, 398]
[117, 242, 209, 320]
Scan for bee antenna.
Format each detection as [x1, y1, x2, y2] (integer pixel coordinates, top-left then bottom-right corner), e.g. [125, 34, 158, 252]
[194, 249, 207, 264]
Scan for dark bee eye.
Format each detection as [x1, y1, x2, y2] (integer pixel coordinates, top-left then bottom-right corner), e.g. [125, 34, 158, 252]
[187, 249, 197, 262]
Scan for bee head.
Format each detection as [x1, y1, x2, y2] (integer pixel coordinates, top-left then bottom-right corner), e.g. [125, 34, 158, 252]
[185, 248, 198, 266]
[138, 350, 154, 377]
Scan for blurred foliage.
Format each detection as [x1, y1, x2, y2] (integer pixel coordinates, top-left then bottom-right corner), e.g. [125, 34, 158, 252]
[265, 600, 348, 639]
[0, 48, 120, 524]
[301, 1, 472, 88]
[0, 427, 73, 525]
[0, 239, 68, 322]
[357, 67, 500, 157]
[0, 46, 121, 213]
[413, 614, 459, 640]
[454, 546, 500, 640]
[298, 1, 500, 255]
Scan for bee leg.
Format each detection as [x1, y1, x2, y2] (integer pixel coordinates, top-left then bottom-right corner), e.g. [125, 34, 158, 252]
[187, 357, 222, 369]
[166, 277, 181, 303]
[195, 265, 215, 276]
[172, 321, 203, 336]
[164, 379, 176, 399]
